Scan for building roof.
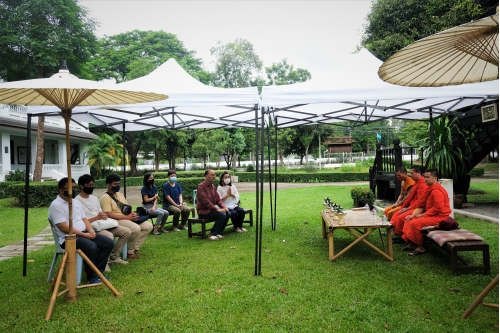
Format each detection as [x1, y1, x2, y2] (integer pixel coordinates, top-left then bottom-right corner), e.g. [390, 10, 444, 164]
[0, 116, 97, 140]
[324, 136, 356, 145]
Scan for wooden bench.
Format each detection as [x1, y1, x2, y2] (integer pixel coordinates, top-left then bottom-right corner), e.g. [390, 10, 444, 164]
[188, 209, 253, 239]
[423, 229, 490, 275]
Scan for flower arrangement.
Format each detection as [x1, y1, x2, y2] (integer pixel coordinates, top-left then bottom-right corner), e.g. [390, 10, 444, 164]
[323, 198, 345, 214]
[350, 187, 375, 208]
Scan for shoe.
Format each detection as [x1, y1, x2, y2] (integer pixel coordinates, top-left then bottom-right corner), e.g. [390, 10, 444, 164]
[240, 228, 248, 232]
[172, 227, 181, 232]
[127, 253, 137, 259]
[216, 234, 225, 239]
[236, 228, 244, 233]
[409, 249, 425, 256]
[153, 231, 161, 235]
[159, 229, 168, 233]
[393, 237, 405, 244]
[208, 235, 219, 241]
[108, 256, 129, 265]
[402, 246, 415, 251]
[105, 264, 111, 272]
[88, 276, 109, 284]
[180, 225, 188, 230]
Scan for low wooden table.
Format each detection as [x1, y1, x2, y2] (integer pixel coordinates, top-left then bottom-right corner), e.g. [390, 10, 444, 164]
[321, 209, 393, 261]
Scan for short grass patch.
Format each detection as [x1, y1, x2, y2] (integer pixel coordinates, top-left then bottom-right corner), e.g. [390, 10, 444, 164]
[0, 185, 497, 332]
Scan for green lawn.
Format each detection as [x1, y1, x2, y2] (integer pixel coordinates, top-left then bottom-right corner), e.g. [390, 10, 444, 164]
[468, 180, 499, 203]
[0, 185, 498, 332]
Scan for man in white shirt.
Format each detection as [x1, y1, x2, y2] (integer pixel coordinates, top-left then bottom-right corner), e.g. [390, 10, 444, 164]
[48, 177, 114, 284]
[75, 174, 130, 265]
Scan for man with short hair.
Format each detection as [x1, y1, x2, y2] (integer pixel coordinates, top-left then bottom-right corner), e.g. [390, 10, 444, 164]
[196, 169, 230, 241]
[401, 169, 451, 256]
[100, 174, 153, 258]
[76, 174, 130, 265]
[390, 165, 426, 239]
[384, 166, 415, 221]
[49, 177, 114, 284]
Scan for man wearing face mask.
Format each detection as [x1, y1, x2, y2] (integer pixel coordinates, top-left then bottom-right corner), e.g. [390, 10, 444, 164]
[49, 177, 114, 284]
[100, 174, 152, 259]
[75, 174, 131, 266]
[163, 170, 191, 232]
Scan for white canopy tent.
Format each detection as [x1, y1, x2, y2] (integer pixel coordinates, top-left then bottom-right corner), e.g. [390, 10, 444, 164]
[28, 58, 261, 130]
[261, 49, 499, 127]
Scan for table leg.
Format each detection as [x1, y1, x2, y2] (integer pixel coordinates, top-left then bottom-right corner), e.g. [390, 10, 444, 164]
[322, 216, 327, 239]
[328, 230, 334, 261]
[331, 228, 375, 261]
[344, 229, 393, 261]
[386, 226, 393, 259]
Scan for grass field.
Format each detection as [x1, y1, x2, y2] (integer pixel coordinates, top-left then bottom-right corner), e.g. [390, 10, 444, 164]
[0, 184, 498, 332]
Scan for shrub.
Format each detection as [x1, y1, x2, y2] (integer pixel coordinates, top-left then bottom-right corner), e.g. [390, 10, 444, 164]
[469, 168, 484, 177]
[246, 164, 254, 172]
[5, 169, 28, 182]
[302, 165, 318, 173]
[350, 187, 375, 208]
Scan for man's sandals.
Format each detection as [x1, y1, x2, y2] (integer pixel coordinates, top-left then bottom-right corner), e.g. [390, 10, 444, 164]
[408, 249, 425, 256]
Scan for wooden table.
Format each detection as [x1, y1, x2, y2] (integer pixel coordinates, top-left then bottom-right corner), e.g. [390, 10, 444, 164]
[321, 209, 393, 261]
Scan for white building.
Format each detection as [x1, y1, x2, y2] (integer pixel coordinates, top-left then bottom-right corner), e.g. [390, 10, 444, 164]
[0, 104, 95, 181]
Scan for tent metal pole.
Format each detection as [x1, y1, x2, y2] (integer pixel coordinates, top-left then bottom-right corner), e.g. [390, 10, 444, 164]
[23, 113, 32, 276]
[429, 107, 434, 168]
[254, 104, 260, 276]
[258, 107, 265, 276]
[274, 116, 278, 231]
[266, 122, 274, 231]
[122, 123, 126, 198]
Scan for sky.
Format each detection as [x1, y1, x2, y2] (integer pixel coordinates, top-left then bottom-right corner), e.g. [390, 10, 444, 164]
[80, 0, 374, 84]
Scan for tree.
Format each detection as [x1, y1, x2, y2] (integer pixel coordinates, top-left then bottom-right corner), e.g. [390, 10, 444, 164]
[220, 129, 246, 170]
[360, 0, 484, 61]
[0, 0, 98, 181]
[85, 133, 127, 179]
[86, 30, 209, 83]
[210, 39, 263, 88]
[266, 59, 311, 86]
[191, 129, 226, 169]
[276, 128, 297, 166]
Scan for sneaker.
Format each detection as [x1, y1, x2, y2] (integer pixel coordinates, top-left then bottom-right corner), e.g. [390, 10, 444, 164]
[159, 229, 169, 233]
[180, 225, 188, 230]
[108, 256, 129, 265]
[236, 228, 244, 233]
[88, 276, 109, 284]
[241, 228, 248, 232]
[172, 227, 181, 232]
[208, 235, 219, 241]
[153, 231, 161, 235]
[105, 264, 111, 272]
[127, 253, 137, 259]
[216, 234, 225, 239]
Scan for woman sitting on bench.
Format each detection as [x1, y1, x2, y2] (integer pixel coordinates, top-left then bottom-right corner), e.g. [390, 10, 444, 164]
[142, 172, 169, 235]
[217, 171, 247, 233]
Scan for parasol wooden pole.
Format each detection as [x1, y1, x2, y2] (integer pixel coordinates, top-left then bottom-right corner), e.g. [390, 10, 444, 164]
[462, 275, 499, 319]
[62, 109, 77, 303]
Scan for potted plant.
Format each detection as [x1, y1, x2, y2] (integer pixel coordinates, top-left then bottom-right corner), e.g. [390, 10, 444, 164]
[350, 187, 375, 208]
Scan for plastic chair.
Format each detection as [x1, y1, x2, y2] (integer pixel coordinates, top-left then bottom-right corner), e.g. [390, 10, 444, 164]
[47, 218, 83, 285]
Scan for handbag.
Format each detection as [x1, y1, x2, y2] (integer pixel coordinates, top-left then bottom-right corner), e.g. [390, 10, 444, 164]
[135, 207, 150, 224]
[91, 218, 119, 232]
[107, 192, 132, 215]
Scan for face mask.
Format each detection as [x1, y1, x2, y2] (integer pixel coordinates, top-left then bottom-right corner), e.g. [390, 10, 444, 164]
[224, 178, 231, 185]
[169, 177, 177, 182]
[148, 179, 155, 186]
[111, 185, 120, 192]
[63, 190, 77, 199]
[82, 187, 94, 195]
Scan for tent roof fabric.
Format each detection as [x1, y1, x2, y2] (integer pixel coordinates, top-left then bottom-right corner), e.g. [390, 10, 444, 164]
[261, 49, 499, 128]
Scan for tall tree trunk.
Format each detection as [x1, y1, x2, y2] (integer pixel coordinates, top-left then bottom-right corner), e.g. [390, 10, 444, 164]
[33, 116, 44, 181]
[124, 133, 141, 175]
[304, 145, 310, 164]
[33, 67, 45, 182]
[154, 146, 159, 172]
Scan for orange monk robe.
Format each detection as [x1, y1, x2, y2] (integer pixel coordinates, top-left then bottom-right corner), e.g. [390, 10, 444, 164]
[384, 177, 416, 220]
[402, 183, 451, 246]
[391, 177, 426, 235]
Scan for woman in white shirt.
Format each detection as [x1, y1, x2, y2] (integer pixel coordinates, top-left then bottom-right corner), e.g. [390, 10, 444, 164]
[217, 171, 247, 232]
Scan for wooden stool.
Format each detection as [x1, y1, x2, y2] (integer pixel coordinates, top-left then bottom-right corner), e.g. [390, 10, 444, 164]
[187, 217, 215, 239]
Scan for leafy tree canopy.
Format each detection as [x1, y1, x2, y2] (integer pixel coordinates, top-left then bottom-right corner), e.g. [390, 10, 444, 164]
[86, 30, 209, 83]
[0, 0, 98, 80]
[210, 38, 263, 88]
[360, 0, 484, 61]
[266, 59, 312, 85]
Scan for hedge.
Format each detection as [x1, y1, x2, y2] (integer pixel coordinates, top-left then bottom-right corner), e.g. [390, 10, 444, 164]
[235, 172, 370, 182]
[468, 168, 484, 177]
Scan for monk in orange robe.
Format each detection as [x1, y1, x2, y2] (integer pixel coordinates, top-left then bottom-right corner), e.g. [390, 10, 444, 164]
[402, 169, 451, 256]
[384, 166, 415, 220]
[391, 165, 426, 236]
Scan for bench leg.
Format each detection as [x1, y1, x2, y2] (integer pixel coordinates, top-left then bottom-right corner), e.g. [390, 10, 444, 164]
[188, 220, 193, 238]
[483, 246, 491, 275]
[201, 222, 207, 239]
[451, 247, 459, 275]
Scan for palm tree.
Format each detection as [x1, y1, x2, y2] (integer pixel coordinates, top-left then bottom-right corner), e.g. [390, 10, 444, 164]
[419, 116, 469, 180]
[85, 133, 128, 178]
